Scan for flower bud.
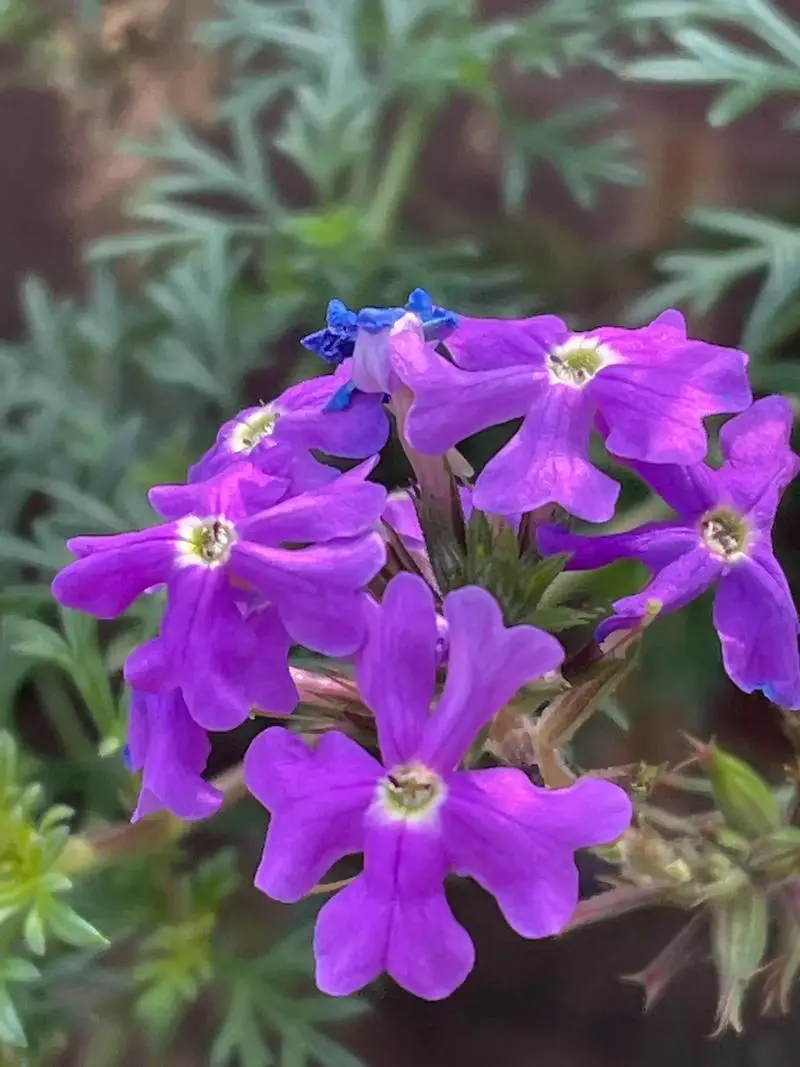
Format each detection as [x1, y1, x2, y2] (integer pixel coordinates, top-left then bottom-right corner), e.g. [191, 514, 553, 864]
[711, 888, 769, 1033]
[697, 742, 781, 839]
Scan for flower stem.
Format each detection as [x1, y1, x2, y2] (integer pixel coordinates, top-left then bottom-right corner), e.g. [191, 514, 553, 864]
[363, 103, 429, 248]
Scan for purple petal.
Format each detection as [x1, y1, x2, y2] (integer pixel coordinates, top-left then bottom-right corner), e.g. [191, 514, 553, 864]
[245, 727, 381, 902]
[393, 320, 540, 455]
[602, 544, 723, 637]
[418, 586, 564, 772]
[382, 490, 427, 553]
[351, 328, 394, 394]
[616, 459, 718, 522]
[66, 522, 179, 558]
[149, 468, 288, 522]
[474, 384, 619, 522]
[274, 361, 390, 457]
[129, 689, 222, 822]
[315, 821, 474, 1000]
[714, 396, 800, 523]
[713, 552, 800, 709]
[230, 534, 385, 655]
[538, 521, 700, 572]
[443, 769, 631, 937]
[52, 539, 175, 618]
[160, 568, 298, 729]
[124, 637, 171, 692]
[240, 460, 386, 545]
[189, 430, 295, 484]
[446, 313, 568, 371]
[590, 327, 751, 465]
[357, 574, 439, 767]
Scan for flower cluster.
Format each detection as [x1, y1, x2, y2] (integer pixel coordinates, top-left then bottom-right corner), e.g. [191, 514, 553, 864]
[51, 286, 799, 1000]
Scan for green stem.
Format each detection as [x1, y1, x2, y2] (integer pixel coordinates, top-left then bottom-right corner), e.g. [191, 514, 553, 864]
[363, 103, 429, 249]
[35, 673, 95, 764]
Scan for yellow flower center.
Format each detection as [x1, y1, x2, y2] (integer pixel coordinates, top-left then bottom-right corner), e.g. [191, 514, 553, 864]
[377, 761, 445, 823]
[700, 507, 748, 561]
[547, 336, 612, 387]
[230, 407, 281, 453]
[180, 517, 236, 566]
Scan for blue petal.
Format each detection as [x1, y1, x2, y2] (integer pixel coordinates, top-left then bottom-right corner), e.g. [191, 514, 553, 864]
[424, 306, 459, 341]
[405, 288, 458, 340]
[357, 306, 404, 333]
[326, 298, 358, 330]
[324, 381, 360, 412]
[122, 744, 133, 770]
[405, 287, 434, 317]
[302, 291, 457, 367]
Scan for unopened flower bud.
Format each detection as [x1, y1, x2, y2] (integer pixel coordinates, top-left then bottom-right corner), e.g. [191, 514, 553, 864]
[697, 742, 781, 839]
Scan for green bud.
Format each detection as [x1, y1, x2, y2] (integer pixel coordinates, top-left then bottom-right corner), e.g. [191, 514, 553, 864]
[698, 742, 781, 839]
[711, 887, 769, 1033]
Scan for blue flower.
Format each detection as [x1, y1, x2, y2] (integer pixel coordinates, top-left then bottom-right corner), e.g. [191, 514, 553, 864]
[301, 289, 458, 369]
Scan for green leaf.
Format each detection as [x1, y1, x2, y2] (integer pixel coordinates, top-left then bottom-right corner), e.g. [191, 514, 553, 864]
[6, 618, 71, 670]
[23, 909, 46, 957]
[0, 958, 39, 984]
[44, 901, 108, 949]
[0, 985, 27, 1047]
[523, 605, 605, 633]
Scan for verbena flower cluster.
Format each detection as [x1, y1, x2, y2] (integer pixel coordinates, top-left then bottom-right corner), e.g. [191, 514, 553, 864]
[51, 289, 800, 1000]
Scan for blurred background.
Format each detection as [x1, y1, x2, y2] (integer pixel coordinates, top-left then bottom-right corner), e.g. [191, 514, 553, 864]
[2, 0, 800, 1064]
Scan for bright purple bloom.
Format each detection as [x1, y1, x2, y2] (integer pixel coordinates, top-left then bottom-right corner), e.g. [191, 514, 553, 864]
[395, 308, 752, 523]
[301, 290, 457, 405]
[189, 360, 390, 485]
[126, 687, 222, 822]
[245, 574, 631, 1000]
[539, 397, 800, 708]
[52, 461, 387, 729]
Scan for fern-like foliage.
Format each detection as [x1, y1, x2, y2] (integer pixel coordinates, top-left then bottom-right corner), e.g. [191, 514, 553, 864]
[620, 0, 800, 125]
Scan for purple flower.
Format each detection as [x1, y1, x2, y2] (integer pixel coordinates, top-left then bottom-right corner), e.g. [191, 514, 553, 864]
[301, 290, 457, 405]
[126, 687, 222, 822]
[245, 574, 631, 1000]
[395, 308, 752, 523]
[189, 361, 390, 485]
[539, 396, 800, 708]
[52, 461, 387, 729]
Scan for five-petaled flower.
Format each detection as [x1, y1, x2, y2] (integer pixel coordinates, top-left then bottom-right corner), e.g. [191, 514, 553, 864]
[539, 396, 800, 709]
[189, 361, 389, 486]
[52, 460, 387, 730]
[245, 574, 632, 1000]
[395, 308, 752, 523]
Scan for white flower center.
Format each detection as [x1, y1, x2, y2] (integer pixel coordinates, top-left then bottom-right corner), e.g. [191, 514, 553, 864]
[700, 508, 749, 561]
[230, 407, 280, 453]
[178, 517, 236, 567]
[375, 761, 446, 823]
[547, 335, 615, 387]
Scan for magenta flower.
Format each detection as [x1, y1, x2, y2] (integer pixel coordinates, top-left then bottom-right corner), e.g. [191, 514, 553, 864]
[52, 461, 387, 729]
[189, 361, 389, 485]
[395, 308, 752, 523]
[126, 687, 222, 822]
[245, 574, 632, 1000]
[539, 397, 800, 708]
